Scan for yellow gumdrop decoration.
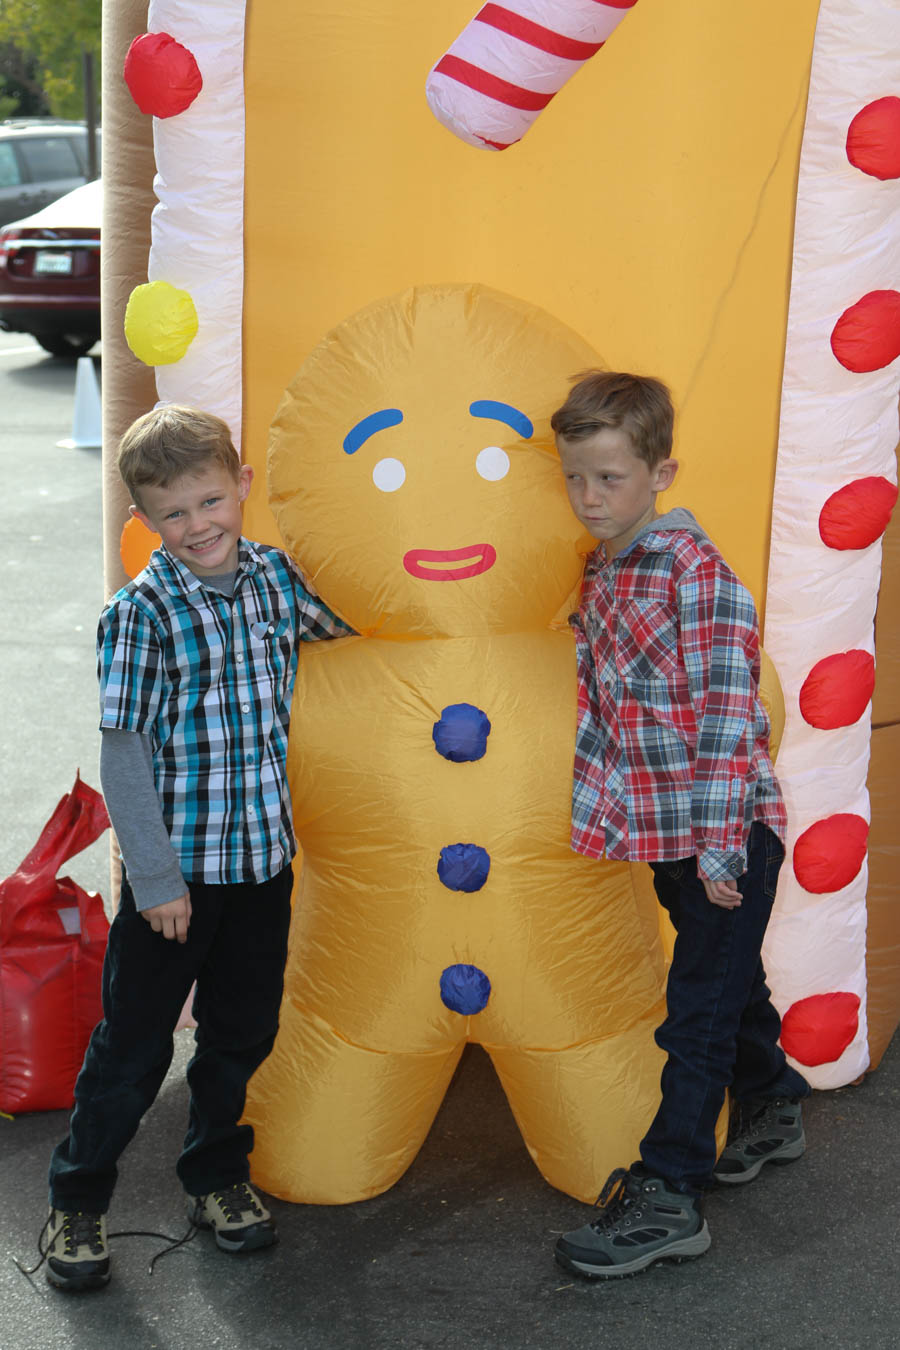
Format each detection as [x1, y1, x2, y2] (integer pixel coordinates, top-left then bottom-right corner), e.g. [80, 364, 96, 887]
[124, 280, 198, 366]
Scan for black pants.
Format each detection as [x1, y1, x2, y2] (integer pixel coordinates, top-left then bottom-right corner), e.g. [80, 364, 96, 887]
[48, 865, 293, 1213]
[639, 823, 809, 1192]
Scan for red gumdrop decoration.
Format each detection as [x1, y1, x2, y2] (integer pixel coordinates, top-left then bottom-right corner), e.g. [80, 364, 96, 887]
[846, 96, 900, 180]
[792, 814, 868, 894]
[818, 476, 898, 550]
[831, 290, 900, 373]
[798, 651, 875, 730]
[780, 992, 860, 1067]
[124, 32, 203, 118]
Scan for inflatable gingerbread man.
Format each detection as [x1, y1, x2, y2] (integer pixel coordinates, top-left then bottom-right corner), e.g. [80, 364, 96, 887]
[243, 283, 672, 1204]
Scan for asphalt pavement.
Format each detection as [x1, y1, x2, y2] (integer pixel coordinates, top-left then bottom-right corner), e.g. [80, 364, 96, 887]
[1, 331, 898, 1350]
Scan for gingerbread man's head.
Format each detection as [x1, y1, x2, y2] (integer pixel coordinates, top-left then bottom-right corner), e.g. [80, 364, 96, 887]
[268, 284, 598, 637]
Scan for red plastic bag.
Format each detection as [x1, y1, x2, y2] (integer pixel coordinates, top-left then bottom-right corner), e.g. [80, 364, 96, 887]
[0, 774, 110, 1113]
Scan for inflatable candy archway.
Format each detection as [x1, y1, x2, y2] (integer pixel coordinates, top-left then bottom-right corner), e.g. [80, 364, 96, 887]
[100, 0, 900, 1202]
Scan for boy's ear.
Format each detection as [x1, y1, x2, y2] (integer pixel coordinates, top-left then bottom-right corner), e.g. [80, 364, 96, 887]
[652, 458, 678, 492]
[128, 502, 155, 532]
[238, 464, 254, 502]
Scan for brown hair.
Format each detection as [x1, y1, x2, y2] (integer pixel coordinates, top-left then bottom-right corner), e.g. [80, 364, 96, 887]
[117, 405, 240, 508]
[550, 370, 674, 467]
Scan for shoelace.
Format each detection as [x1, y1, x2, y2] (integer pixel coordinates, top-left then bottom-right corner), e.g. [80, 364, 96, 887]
[61, 1211, 104, 1256]
[743, 1099, 792, 1141]
[729, 1097, 787, 1144]
[14, 1213, 199, 1282]
[16, 1180, 269, 1284]
[588, 1167, 639, 1234]
[211, 1182, 262, 1222]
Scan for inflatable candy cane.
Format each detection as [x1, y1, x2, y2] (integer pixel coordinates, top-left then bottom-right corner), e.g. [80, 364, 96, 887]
[425, 0, 638, 150]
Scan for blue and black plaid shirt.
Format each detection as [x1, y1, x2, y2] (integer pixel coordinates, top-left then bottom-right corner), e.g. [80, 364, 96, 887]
[97, 538, 353, 885]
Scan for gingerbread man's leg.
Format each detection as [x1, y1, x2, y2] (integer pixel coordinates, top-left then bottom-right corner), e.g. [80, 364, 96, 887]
[245, 1001, 465, 1204]
[487, 1010, 667, 1203]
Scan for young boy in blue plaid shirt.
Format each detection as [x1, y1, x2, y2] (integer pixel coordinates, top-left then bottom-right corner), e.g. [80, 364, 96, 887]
[551, 372, 809, 1280]
[42, 406, 353, 1291]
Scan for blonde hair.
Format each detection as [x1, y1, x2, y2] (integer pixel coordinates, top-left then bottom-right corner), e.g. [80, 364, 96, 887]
[551, 370, 674, 467]
[117, 405, 240, 508]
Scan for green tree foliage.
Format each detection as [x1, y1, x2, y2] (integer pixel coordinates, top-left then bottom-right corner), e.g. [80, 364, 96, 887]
[0, 41, 49, 119]
[0, 0, 101, 120]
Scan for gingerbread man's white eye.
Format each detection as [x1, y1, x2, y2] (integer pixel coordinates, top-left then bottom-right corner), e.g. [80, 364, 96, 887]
[373, 458, 406, 492]
[476, 446, 510, 481]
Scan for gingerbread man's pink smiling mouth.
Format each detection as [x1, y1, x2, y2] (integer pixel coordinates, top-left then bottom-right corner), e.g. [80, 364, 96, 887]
[402, 544, 496, 581]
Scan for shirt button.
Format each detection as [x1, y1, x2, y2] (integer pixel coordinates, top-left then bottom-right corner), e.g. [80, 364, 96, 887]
[236, 654, 244, 664]
[246, 754, 254, 763]
[267, 624, 275, 634]
[241, 703, 250, 713]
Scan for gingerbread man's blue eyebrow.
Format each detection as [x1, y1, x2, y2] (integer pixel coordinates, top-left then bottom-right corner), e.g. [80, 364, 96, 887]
[468, 400, 533, 439]
[343, 408, 404, 455]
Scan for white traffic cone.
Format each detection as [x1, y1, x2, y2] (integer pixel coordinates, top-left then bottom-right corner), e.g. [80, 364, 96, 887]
[58, 355, 102, 449]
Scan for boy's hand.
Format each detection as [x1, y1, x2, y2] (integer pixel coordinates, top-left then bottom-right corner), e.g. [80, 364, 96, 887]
[701, 877, 742, 910]
[141, 893, 192, 942]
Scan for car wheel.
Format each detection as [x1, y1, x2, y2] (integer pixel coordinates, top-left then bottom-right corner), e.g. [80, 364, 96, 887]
[35, 333, 98, 358]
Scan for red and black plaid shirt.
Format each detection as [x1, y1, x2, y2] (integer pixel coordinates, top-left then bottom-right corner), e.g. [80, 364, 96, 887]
[570, 512, 786, 882]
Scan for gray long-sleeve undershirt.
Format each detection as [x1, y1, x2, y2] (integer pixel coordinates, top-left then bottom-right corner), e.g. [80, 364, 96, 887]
[99, 568, 237, 912]
[100, 729, 184, 910]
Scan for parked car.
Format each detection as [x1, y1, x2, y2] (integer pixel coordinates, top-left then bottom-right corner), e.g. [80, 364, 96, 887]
[0, 119, 99, 227]
[0, 177, 101, 358]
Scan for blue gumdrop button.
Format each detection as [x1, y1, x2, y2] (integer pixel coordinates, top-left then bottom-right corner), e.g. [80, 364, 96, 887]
[440, 963, 491, 1015]
[437, 843, 491, 892]
[432, 703, 492, 762]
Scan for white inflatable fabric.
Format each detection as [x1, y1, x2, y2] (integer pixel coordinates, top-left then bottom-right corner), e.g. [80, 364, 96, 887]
[145, 0, 246, 448]
[762, 0, 900, 1087]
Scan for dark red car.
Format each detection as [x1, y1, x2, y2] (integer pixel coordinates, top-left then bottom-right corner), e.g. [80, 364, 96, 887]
[0, 178, 100, 358]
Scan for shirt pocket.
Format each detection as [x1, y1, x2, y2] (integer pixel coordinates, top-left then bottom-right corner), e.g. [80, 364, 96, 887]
[247, 616, 294, 701]
[249, 617, 290, 643]
[615, 598, 680, 684]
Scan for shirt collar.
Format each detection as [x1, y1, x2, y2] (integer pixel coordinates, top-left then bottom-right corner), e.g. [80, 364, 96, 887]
[147, 537, 260, 596]
[585, 509, 702, 573]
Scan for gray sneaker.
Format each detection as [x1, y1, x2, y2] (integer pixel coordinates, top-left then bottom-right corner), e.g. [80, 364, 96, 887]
[713, 1097, 805, 1185]
[187, 1182, 277, 1252]
[555, 1168, 711, 1279]
[45, 1209, 110, 1292]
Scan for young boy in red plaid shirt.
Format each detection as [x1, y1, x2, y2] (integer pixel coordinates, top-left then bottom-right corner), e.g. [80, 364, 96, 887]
[551, 371, 809, 1280]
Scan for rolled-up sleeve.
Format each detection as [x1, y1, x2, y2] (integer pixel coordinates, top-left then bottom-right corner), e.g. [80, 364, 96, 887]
[97, 599, 164, 736]
[285, 561, 356, 642]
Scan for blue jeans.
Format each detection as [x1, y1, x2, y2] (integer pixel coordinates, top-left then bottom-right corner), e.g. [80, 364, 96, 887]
[48, 865, 293, 1213]
[639, 823, 809, 1193]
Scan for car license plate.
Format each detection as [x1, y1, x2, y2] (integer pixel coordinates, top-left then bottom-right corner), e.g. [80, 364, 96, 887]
[34, 250, 73, 275]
